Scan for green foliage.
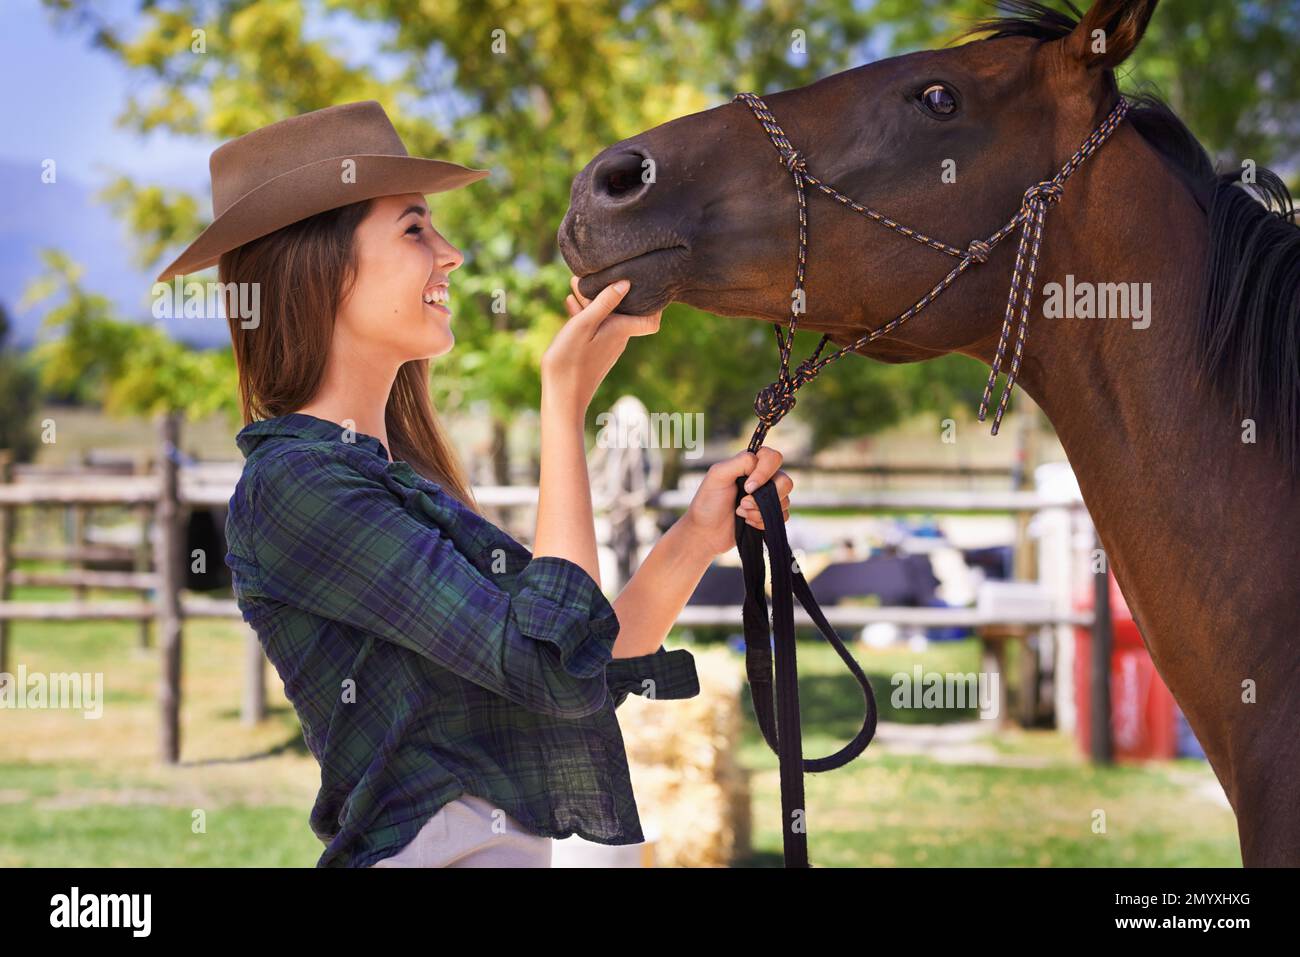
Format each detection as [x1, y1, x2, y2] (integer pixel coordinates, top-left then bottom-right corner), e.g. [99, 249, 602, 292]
[22, 250, 239, 422]
[0, 302, 42, 463]
[99, 177, 204, 273]
[34, 0, 1299, 455]
[874, 0, 1300, 183]
[796, 349, 994, 448]
[40, 0, 882, 451]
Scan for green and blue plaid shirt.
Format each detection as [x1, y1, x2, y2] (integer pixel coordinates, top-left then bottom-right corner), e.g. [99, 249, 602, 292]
[225, 412, 699, 867]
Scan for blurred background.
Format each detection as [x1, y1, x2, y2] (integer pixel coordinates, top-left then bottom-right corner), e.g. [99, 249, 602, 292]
[1, 0, 1295, 867]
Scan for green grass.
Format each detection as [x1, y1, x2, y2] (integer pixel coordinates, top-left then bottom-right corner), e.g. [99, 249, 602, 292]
[0, 585, 1239, 867]
[0, 577, 324, 867]
[730, 638, 1241, 867]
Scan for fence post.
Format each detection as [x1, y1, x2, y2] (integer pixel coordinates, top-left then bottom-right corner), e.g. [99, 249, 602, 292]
[157, 412, 183, 764]
[73, 452, 91, 602]
[135, 458, 152, 649]
[1013, 410, 1042, 726]
[0, 451, 12, 679]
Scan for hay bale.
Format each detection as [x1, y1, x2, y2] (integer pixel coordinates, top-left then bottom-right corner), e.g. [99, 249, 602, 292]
[619, 647, 750, 867]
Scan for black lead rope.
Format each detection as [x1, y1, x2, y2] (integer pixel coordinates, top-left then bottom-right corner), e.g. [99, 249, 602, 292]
[734, 475, 878, 868]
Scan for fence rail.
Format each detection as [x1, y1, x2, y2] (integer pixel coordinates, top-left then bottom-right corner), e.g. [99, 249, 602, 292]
[0, 412, 1107, 763]
[676, 606, 1094, 629]
[652, 487, 1083, 514]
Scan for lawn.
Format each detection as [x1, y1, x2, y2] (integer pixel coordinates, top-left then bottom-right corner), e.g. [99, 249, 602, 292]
[0, 586, 1241, 867]
[733, 637, 1239, 867]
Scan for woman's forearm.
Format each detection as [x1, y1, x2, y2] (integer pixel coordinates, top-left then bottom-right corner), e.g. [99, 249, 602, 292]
[611, 517, 715, 658]
[531, 386, 602, 586]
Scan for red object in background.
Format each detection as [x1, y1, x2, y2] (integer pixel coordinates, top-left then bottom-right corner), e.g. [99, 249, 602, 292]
[1073, 570, 1178, 761]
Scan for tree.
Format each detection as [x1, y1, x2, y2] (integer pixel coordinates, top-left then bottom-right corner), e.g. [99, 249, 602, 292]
[42, 0, 878, 470]
[873, 0, 1300, 181]
[0, 302, 42, 463]
[22, 250, 238, 421]
[36, 0, 1297, 465]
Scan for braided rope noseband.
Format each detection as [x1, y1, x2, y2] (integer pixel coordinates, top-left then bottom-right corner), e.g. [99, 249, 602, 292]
[731, 91, 1131, 453]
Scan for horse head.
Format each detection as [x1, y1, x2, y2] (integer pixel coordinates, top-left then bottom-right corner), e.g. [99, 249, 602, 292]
[558, 0, 1157, 368]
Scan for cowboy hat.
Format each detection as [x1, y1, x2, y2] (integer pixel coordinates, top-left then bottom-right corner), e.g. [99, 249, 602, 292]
[154, 100, 490, 283]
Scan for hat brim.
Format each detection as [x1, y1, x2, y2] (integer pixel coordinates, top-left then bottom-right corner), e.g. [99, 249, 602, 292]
[154, 154, 490, 283]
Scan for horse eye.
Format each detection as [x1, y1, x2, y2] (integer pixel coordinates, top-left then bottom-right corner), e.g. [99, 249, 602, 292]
[920, 83, 957, 116]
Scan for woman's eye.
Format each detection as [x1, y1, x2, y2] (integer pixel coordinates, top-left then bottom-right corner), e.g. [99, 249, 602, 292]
[920, 83, 957, 116]
[406, 224, 424, 236]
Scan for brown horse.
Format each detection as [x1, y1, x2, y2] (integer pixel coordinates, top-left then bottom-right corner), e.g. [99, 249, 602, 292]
[558, 0, 1300, 866]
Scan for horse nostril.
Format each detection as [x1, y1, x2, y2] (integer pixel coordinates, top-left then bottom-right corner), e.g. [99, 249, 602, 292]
[591, 149, 653, 205]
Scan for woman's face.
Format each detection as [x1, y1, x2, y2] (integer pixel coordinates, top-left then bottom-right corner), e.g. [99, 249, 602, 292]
[335, 192, 464, 365]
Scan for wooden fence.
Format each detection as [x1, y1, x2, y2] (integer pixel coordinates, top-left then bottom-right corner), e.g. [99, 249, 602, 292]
[0, 412, 1110, 764]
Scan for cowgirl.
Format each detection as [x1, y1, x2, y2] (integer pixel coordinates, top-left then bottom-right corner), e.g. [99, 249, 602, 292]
[155, 101, 793, 867]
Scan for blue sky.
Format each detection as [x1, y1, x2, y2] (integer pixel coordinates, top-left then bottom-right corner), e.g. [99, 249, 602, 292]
[0, 0, 883, 348]
[0, 0, 217, 191]
[0, 0, 399, 346]
[0, 1, 223, 345]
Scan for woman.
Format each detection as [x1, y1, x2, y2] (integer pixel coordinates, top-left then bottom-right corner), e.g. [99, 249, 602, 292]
[154, 101, 793, 868]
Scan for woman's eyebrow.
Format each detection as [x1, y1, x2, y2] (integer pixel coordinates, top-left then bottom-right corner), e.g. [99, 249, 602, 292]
[397, 203, 428, 221]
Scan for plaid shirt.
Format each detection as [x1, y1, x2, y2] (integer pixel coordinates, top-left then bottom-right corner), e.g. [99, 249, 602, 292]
[225, 412, 699, 868]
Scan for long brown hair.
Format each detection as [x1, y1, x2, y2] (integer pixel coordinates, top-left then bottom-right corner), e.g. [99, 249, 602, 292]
[218, 197, 479, 512]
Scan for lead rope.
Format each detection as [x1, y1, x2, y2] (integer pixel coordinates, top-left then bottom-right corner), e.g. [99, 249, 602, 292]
[728, 92, 1130, 867]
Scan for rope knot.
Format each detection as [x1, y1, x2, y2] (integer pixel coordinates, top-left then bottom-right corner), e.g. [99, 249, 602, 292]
[780, 148, 807, 173]
[753, 377, 799, 426]
[965, 239, 991, 264]
[1024, 181, 1064, 208]
[792, 356, 821, 386]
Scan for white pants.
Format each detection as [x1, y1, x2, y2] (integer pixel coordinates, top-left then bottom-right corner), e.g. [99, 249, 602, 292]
[369, 793, 553, 868]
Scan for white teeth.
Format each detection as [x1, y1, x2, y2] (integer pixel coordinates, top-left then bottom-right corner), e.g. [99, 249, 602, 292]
[423, 285, 449, 305]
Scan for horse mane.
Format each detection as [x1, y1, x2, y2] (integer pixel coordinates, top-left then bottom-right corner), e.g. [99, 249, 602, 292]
[963, 1, 1300, 472]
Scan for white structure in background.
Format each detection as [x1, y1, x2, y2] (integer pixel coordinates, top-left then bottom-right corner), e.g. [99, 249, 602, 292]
[588, 395, 665, 592]
[1030, 460, 1091, 734]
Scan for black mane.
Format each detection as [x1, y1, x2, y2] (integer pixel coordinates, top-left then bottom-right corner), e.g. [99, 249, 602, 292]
[965, 1, 1300, 472]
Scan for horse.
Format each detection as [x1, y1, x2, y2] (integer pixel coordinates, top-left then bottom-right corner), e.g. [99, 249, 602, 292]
[557, 0, 1300, 866]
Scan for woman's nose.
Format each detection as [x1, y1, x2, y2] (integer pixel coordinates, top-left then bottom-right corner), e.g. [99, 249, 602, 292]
[438, 239, 464, 271]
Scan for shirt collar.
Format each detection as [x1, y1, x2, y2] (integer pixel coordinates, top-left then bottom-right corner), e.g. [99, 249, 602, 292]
[235, 412, 391, 461]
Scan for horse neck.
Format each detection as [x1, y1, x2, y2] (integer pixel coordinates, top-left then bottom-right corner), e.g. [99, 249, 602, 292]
[1012, 122, 1300, 804]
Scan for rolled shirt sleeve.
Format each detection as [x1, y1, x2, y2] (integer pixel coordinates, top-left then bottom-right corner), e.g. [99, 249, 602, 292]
[247, 447, 621, 719]
[605, 646, 700, 709]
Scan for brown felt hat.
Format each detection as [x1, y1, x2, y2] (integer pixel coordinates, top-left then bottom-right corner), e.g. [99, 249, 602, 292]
[154, 100, 490, 282]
